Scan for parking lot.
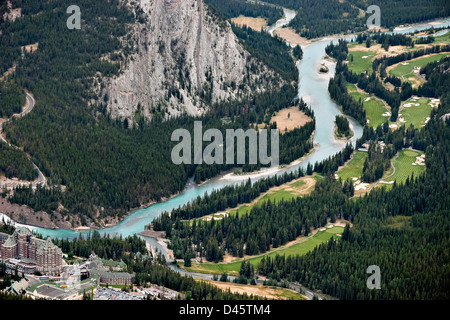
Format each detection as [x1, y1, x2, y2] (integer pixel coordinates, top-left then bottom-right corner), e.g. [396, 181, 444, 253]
[93, 287, 145, 300]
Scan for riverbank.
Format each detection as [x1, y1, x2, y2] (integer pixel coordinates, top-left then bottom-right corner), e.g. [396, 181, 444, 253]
[139, 228, 174, 260]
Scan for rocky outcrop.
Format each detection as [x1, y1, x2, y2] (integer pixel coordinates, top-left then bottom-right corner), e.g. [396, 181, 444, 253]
[1, 1, 21, 23]
[103, 0, 281, 121]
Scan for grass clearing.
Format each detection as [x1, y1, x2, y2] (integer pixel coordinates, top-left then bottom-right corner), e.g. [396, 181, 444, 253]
[337, 151, 368, 181]
[347, 50, 377, 74]
[290, 180, 306, 188]
[384, 215, 412, 230]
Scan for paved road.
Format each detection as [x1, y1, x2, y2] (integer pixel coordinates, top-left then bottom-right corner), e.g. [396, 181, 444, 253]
[0, 92, 47, 187]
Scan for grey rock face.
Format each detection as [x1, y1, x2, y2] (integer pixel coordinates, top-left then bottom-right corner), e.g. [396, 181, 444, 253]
[103, 0, 280, 121]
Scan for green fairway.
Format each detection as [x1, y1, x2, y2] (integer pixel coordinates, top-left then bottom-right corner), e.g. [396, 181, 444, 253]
[229, 204, 253, 218]
[385, 215, 412, 230]
[434, 31, 450, 43]
[384, 149, 426, 184]
[229, 188, 298, 218]
[347, 51, 376, 74]
[183, 226, 344, 276]
[259, 189, 296, 203]
[289, 180, 306, 188]
[337, 151, 368, 181]
[347, 83, 388, 128]
[350, 92, 387, 128]
[389, 53, 450, 85]
[225, 179, 310, 219]
[399, 97, 434, 128]
[420, 30, 450, 44]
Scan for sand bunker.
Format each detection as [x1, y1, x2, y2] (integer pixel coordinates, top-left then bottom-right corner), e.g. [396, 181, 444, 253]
[355, 183, 370, 191]
[412, 154, 426, 166]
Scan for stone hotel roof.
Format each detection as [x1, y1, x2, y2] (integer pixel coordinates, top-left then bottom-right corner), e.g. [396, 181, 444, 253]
[3, 235, 17, 247]
[16, 227, 32, 236]
[90, 269, 134, 280]
[36, 237, 62, 254]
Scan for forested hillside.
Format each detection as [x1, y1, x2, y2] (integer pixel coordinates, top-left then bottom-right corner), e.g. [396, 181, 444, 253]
[0, 0, 308, 226]
[0, 80, 25, 118]
[205, 0, 283, 25]
[154, 50, 450, 299]
[261, 0, 450, 38]
[0, 141, 38, 181]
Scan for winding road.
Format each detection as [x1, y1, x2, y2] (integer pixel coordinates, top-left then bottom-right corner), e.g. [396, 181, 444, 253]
[0, 92, 47, 187]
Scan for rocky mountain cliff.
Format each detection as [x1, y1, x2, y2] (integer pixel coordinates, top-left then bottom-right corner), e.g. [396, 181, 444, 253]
[102, 0, 281, 121]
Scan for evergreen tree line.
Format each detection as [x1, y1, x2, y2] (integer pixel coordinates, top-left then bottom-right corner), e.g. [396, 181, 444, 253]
[0, 79, 25, 117]
[231, 23, 299, 82]
[0, 140, 38, 181]
[373, 44, 450, 74]
[327, 40, 409, 122]
[261, 0, 450, 39]
[355, 32, 414, 50]
[205, 0, 284, 26]
[361, 142, 394, 183]
[52, 229, 263, 300]
[193, 118, 315, 183]
[384, 75, 402, 88]
[328, 72, 366, 125]
[53, 231, 147, 261]
[1, 0, 308, 221]
[417, 56, 450, 98]
[293, 45, 303, 60]
[154, 168, 307, 225]
[335, 115, 351, 138]
[244, 62, 450, 300]
[414, 36, 435, 45]
[165, 176, 354, 262]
